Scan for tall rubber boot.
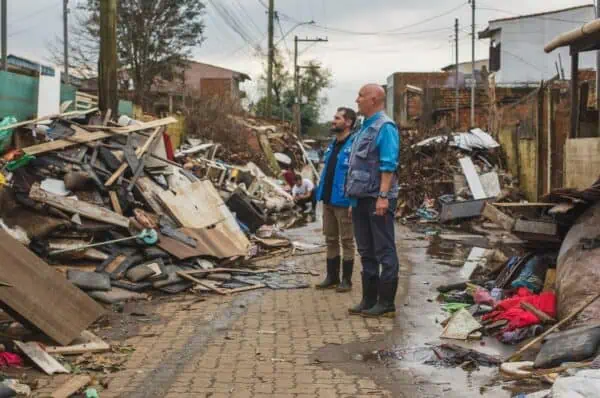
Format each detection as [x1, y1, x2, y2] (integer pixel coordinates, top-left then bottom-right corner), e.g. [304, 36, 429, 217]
[348, 274, 378, 315]
[315, 257, 340, 289]
[361, 278, 399, 318]
[336, 259, 354, 293]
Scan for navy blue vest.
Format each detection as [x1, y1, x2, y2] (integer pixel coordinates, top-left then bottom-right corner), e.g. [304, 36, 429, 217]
[345, 113, 399, 199]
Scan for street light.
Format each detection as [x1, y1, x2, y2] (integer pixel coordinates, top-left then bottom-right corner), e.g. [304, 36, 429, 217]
[276, 20, 315, 46]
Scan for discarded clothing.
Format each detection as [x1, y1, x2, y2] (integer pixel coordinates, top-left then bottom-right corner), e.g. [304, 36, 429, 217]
[499, 325, 544, 345]
[482, 288, 556, 331]
[442, 303, 471, 314]
[474, 288, 496, 307]
[0, 352, 23, 368]
[511, 254, 553, 293]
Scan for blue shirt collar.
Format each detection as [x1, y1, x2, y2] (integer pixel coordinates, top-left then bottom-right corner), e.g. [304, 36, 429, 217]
[362, 111, 383, 130]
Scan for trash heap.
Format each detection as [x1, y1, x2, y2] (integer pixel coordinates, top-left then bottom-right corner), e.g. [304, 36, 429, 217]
[0, 109, 322, 391]
[430, 177, 600, 396]
[399, 128, 522, 222]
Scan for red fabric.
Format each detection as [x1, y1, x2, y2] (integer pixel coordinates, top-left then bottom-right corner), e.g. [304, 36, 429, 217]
[163, 132, 174, 161]
[0, 352, 23, 368]
[482, 288, 556, 331]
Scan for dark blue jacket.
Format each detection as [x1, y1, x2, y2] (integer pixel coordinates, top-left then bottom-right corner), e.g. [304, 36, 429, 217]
[316, 134, 355, 208]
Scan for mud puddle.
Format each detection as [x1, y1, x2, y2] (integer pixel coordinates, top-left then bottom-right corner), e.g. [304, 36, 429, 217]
[311, 224, 541, 398]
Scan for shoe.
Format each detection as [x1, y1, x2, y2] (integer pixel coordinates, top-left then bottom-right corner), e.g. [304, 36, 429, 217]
[348, 273, 378, 314]
[361, 279, 399, 318]
[336, 259, 354, 293]
[315, 257, 340, 289]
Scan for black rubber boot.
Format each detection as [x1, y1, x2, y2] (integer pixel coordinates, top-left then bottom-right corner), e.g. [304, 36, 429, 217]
[315, 257, 340, 289]
[336, 259, 354, 293]
[361, 279, 399, 318]
[348, 274, 378, 315]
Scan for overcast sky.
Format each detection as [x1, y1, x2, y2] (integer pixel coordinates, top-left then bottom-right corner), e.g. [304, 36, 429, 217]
[4, 0, 595, 120]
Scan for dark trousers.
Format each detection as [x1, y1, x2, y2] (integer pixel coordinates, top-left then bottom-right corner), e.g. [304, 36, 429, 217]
[352, 198, 399, 282]
[296, 191, 317, 212]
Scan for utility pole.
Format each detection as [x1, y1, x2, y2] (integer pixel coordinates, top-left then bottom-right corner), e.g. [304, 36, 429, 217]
[266, 0, 275, 118]
[455, 18, 459, 129]
[63, 0, 70, 84]
[99, 0, 118, 117]
[596, 0, 600, 136]
[1, 0, 7, 71]
[470, 0, 476, 127]
[293, 36, 328, 136]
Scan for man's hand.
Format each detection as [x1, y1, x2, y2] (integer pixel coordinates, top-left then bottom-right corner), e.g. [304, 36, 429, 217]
[375, 197, 389, 216]
[348, 207, 352, 218]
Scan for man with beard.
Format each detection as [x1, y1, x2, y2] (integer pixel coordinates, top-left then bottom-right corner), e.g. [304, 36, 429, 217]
[346, 84, 400, 318]
[314, 107, 357, 292]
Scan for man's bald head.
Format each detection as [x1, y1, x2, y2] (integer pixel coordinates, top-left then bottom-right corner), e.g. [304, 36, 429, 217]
[356, 84, 386, 117]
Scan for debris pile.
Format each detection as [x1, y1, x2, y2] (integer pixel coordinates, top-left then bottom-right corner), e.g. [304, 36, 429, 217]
[0, 108, 322, 393]
[399, 127, 521, 222]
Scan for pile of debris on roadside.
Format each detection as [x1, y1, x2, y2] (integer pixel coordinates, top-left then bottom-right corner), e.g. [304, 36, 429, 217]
[0, 109, 322, 395]
[426, 174, 600, 397]
[398, 127, 523, 224]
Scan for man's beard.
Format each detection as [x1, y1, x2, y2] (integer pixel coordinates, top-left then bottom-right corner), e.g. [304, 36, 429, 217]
[330, 126, 344, 133]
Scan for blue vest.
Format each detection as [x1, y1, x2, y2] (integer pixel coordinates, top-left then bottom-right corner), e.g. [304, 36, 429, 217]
[316, 134, 355, 208]
[345, 114, 399, 199]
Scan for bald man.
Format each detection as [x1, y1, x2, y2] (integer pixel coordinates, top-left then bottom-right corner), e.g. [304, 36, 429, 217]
[345, 84, 400, 318]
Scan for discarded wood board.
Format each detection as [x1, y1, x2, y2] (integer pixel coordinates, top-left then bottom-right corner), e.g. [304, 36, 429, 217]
[480, 172, 502, 198]
[29, 183, 130, 228]
[15, 341, 69, 375]
[0, 230, 105, 345]
[513, 219, 558, 236]
[543, 269, 557, 292]
[460, 247, 488, 280]
[157, 180, 226, 229]
[440, 308, 482, 340]
[177, 271, 228, 295]
[46, 331, 110, 355]
[482, 203, 516, 232]
[459, 157, 487, 200]
[50, 375, 91, 398]
[3, 108, 98, 131]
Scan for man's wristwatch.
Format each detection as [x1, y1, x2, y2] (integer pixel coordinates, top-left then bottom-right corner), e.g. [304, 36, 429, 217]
[378, 191, 389, 199]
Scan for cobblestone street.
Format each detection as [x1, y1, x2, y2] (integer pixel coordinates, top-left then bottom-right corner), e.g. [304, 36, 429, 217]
[34, 222, 511, 398]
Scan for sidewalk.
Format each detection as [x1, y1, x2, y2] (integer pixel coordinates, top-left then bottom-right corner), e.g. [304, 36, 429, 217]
[35, 246, 397, 397]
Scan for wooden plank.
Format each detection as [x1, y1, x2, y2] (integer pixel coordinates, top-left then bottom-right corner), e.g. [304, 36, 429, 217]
[30, 183, 130, 228]
[228, 283, 266, 294]
[51, 375, 91, 398]
[520, 302, 556, 324]
[104, 255, 127, 274]
[135, 176, 168, 217]
[3, 108, 98, 131]
[0, 231, 105, 345]
[459, 157, 487, 200]
[507, 293, 600, 362]
[109, 191, 123, 215]
[177, 271, 228, 295]
[107, 117, 177, 134]
[514, 219, 558, 236]
[482, 203, 516, 232]
[157, 180, 226, 229]
[157, 234, 205, 260]
[565, 137, 600, 189]
[105, 127, 163, 187]
[46, 331, 110, 356]
[15, 341, 69, 375]
[493, 202, 555, 208]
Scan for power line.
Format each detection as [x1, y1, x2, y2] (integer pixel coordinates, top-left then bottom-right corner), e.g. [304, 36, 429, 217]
[276, 14, 292, 59]
[8, 0, 60, 27]
[280, 1, 468, 36]
[232, 0, 264, 38]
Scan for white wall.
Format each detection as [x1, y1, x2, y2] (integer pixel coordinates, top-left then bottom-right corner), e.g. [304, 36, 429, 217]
[488, 6, 596, 84]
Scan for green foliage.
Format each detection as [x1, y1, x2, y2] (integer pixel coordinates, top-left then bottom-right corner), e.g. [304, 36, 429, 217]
[252, 47, 331, 136]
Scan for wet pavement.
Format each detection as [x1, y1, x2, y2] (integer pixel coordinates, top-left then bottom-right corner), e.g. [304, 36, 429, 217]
[35, 216, 546, 397]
